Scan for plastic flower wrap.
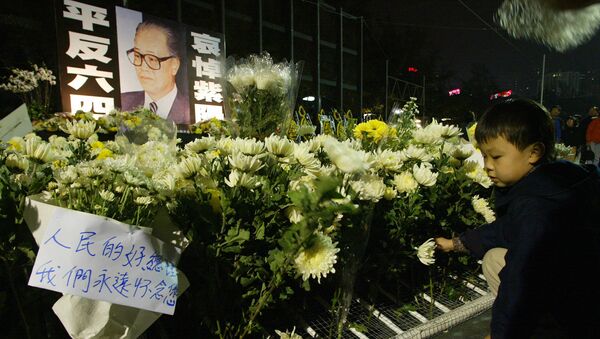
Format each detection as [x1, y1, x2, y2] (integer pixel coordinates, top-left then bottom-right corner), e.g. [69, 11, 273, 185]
[224, 52, 302, 139]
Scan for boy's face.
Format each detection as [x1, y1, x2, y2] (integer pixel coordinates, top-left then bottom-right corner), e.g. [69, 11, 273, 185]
[479, 136, 542, 188]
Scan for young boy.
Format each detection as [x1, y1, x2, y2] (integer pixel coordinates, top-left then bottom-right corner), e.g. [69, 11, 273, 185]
[435, 98, 600, 339]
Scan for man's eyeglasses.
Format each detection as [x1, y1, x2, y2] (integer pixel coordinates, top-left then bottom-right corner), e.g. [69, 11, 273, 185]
[126, 49, 175, 70]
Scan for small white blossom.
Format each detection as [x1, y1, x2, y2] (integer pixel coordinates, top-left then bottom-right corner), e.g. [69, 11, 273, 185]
[322, 138, 369, 174]
[350, 175, 386, 202]
[99, 190, 115, 202]
[61, 120, 96, 140]
[135, 196, 153, 205]
[265, 135, 295, 157]
[275, 327, 302, 339]
[416, 238, 436, 266]
[399, 145, 434, 162]
[472, 195, 496, 223]
[232, 137, 265, 155]
[412, 163, 438, 187]
[228, 151, 264, 173]
[295, 232, 340, 283]
[393, 171, 419, 194]
[285, 206, 304, 223]
[224, 170, 260, 188]
[185, 136, 216, 153]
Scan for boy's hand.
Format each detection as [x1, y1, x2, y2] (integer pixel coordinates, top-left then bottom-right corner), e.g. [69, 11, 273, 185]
[434, 237, 454, 252]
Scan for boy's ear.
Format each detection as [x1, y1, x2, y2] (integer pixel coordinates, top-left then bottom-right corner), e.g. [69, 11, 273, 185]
[528, 142, 545, 164]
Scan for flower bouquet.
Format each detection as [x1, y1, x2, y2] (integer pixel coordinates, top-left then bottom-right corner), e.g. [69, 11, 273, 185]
[224, 52, 302, 139]
[12, 119, 190, 339]
[0, 64, 57, 120]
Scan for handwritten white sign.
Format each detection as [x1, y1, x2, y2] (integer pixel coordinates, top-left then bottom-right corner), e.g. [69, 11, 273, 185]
[28, 208, 182, 315]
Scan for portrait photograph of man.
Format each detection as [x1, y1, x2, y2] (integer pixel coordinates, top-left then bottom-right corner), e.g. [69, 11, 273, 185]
[116, 7, 191, 125]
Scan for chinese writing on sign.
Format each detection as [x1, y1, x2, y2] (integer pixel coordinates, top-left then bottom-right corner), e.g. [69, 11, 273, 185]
[190, 32, 224, 122]
[29, 209, 181, 315]
[62, 0, 115, 115]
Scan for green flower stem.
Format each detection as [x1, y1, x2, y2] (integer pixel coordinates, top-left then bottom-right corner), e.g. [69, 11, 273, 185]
[429, 269, 434, 318]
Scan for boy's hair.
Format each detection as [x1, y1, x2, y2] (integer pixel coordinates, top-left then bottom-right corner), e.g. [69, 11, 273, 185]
[475, 98, 555, 163]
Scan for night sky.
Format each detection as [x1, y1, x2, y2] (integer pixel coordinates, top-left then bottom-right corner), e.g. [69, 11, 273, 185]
[355, 0, 600, 90]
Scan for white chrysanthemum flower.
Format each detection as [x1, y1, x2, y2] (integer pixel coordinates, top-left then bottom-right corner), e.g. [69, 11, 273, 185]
[224, 170, 260, 188]
[61, 120, 96, 139]
[185, 136, 216, 153]
[216, 137, 234, 155]
[103, 155, 134, 173]
[134, 141, 178, 177]
[440, 124, 461, 139]
[350, 174, 386, 202]
[416, 238, 436, 266]
[307, 134, 334, 152]
[177, 156, 207, 178]
[275, 327, 302, 339]
[372, 149, 403, 172]
[393, 171, 419, 194]
[228, 151, 264, 173]
[412, 163, 438, 187]
[48, 134, 70, 149]
[322, 138, 370, 174]
[255, 68, 280, 91]
[289, 175, 317, 192]
[124, 171, 146, 186]
[228, 65, 255, 91]
[286, 206, 304, 223]
[5, 154, 29, 171]
[77, 163, 103, 178]
[472, 195, 496, 223]
[265, 135, 295, 157]
[412, 121, 444, 145]
[232, 137, 265, 155]
[99, 190, 115, 202]
[297, 124, 317, 137]
[134, 196, 153, 205]
[314, 165, 336, 178]
[451, 143, 474, 160]
[146, 127, 163, 141]
[463, 161, 493, 188]
[153, 172, 177, 194]
[400, 144, 434, 162]
[294, 144, 321, 174]
[54, 165, 78, 184]
[24, 136, 54, 163]
[295, 232, 340, 283]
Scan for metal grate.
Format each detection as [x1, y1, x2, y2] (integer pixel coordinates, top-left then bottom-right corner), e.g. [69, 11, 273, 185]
[301, 274, 492, 338]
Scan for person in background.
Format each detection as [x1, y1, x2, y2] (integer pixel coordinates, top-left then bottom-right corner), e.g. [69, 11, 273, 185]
[549, 105, 562, 142]
[577, 107, 597, 163]
[121, 18, 190, 124]
[561, 115, 581, 161]
[586, 110, 600, 165]
[435, 98, 600, 339]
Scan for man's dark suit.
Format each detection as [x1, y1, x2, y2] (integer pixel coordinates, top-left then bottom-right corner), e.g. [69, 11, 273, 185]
[121, 90, 191, 125]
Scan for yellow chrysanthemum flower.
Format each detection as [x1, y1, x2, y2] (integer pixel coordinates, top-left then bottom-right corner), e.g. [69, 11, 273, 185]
[96, 148, 113, 160]
[353, 120, 390, 142]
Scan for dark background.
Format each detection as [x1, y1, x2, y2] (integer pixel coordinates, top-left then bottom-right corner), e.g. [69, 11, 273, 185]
[2, 0, 599, 126]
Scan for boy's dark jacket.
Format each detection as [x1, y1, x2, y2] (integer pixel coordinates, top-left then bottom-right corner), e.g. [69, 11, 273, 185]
[459, 161, 600, 339]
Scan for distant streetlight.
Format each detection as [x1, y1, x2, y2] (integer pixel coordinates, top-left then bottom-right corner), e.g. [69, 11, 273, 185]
[302, 96, 316, 102]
